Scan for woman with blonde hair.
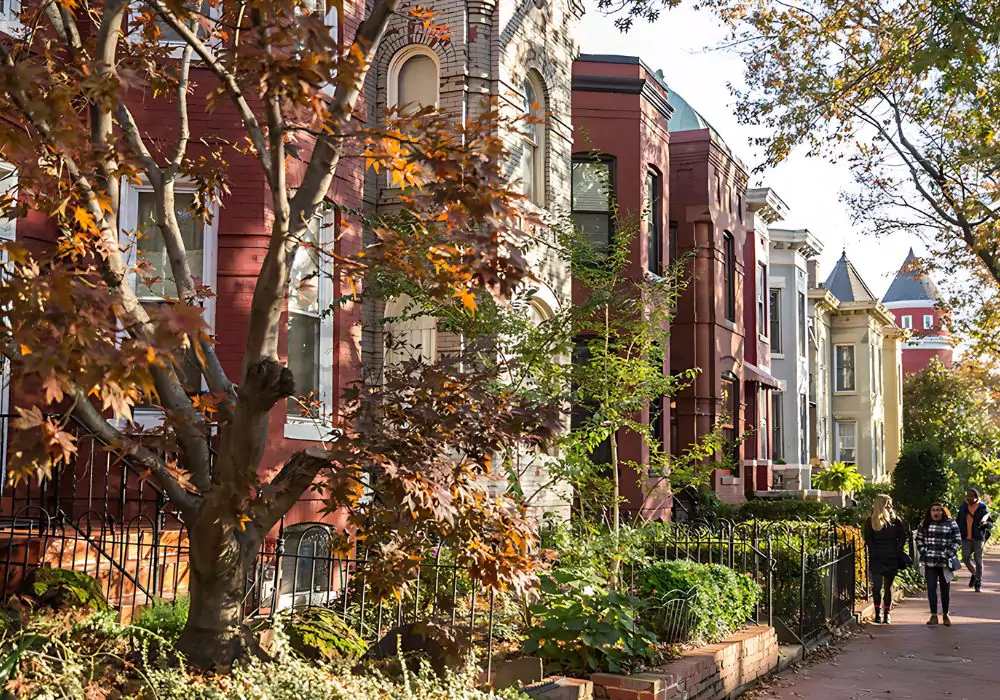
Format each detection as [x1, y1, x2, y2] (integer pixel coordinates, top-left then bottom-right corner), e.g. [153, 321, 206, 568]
[864, 494, 909, 623]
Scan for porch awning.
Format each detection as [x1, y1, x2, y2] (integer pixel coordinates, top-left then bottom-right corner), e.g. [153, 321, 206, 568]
[743, 362, 785, 391]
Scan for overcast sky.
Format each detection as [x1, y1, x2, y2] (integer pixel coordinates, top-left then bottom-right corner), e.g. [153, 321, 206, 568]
[576, 4, 916, 297]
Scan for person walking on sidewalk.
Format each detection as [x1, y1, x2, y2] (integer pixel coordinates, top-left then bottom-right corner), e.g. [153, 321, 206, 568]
[957, 489, 991, 592]
[916, 502, 962, 626]
[864, 494, 909, 624]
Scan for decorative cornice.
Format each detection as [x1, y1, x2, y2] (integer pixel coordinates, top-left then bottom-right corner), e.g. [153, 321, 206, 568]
[571, 74, 674, 121]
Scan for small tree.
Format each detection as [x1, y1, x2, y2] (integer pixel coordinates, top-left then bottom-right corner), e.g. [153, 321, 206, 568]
[892, 442, 956, 522]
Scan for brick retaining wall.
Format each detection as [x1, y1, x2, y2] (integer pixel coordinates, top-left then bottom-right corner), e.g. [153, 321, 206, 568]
[589, 626, 779, 700]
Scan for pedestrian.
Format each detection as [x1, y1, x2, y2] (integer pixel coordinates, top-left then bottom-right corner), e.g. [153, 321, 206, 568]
[915, 502, 962, 626]
[864, 494, 909, 624]
[957, 488, 991, 592]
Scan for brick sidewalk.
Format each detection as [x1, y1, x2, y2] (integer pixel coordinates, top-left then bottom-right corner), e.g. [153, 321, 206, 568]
[749, 552, 1000, 700]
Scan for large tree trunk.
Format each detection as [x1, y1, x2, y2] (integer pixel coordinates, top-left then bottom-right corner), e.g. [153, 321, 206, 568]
[175, 517, 260, 669]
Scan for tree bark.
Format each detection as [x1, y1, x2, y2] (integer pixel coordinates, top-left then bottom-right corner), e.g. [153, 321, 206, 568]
[176, 516, 260, 669]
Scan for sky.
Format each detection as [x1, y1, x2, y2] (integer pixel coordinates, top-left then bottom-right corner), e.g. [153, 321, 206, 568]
[576, 4, 916, 298]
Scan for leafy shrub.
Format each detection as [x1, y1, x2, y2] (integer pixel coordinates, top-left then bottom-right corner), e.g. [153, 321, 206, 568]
[23, 568, 110, 612]
[521, 569, 662, 674]
[892, 442, 956, 522]
[733, 498, 835, 522]
[896, 565, 926, 594]
[278, 607, 368, 663]
[637, 560, 761, 643]
[131, 596, 189, 644]
[812, 462, 866, 493]
[0, 608, 526, 699]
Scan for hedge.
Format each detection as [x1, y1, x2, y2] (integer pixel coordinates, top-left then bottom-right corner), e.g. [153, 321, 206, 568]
[637, 560, 761, 644]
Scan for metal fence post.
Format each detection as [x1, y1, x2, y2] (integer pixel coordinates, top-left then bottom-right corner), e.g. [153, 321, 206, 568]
[766, 534, 773, 628]
[269, 518, 285, 617]
[799, 530, 807, 645]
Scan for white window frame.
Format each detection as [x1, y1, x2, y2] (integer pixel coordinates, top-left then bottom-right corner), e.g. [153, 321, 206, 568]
[128, 1, 223, 56]
[387, 44, 440, 110]
[119, 180, 219, 427]
[0, 161, 16, 490]
[520, 71, 546, 207]
[284, 208, 336, 441]
[901, 315, 912, 329]
[756, 262, 767, 340]
[834, 343, 856, 394]
[835, 420, 857, 465]
[0, 0, 21, 37]
[769, 288, 782, 356]
[923, 314, 934, 330]
[759, 390, 768, 459]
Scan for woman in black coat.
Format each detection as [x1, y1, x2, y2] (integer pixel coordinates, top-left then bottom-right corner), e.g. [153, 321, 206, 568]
[864, 493, 909, 624]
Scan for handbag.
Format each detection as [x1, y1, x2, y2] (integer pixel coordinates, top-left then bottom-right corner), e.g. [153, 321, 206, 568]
[948, 555, 962, 572]
[899, 549, 913, 568]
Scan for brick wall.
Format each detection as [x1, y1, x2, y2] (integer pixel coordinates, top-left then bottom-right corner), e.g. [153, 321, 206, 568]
[589, 626, 779, 700]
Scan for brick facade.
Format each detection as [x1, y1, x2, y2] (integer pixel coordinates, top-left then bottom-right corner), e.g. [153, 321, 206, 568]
[360, 0, 582, 518]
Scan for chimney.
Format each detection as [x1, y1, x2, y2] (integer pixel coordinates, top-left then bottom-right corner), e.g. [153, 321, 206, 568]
[807, 259, 818, 288]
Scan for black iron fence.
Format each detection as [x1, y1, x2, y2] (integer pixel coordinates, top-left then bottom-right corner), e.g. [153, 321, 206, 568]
[645, 520, 861, 645]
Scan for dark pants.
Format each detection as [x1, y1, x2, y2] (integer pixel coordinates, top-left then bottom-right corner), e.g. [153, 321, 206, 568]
[872, 570, 897, 608]
[925, 566, 951, 615]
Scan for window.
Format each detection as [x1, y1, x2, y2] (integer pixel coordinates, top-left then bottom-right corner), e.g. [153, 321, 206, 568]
[120, 183, 219, 410]
[645, 169, 662, 274]
[923, 314, 934, 330]
[798, 291, 807, 357]
[0, 162, 17, 242]
[650, 397, 665, 452]
[769, 289, 782, 354]
[520, 73, 546, 206]
[759, 391, 769, 458]
[836, 421, 857, 464]
[147, 0, 213, 44]
[572, 157, 614, 255]
[835, 344, 856, 392]
[756, 263, 767, 337]
[901, 315, 912, 329]
[723, 232, 736, 322]
[388, 45, 439, 113]
[772, 393, 783, 461]
[799, 394, 808, 464]
[285, 212, 335, 438]
[722, 376, 739, 466]
[572, 339, 610, 465]
[669, 220, 679, 264]
[0, 0, 20, 35]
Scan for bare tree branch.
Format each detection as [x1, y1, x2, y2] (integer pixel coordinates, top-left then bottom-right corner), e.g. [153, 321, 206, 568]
[252, 445, 332, 534]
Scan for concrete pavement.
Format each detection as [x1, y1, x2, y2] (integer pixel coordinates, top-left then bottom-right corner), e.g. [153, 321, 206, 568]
[746, 551, 1000, 700]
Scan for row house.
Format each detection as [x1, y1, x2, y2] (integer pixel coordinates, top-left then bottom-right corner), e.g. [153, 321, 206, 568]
[0, 0, 582, 606]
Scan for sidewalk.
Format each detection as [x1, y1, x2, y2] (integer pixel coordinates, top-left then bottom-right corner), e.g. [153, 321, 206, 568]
[748, 552, 1000, 700]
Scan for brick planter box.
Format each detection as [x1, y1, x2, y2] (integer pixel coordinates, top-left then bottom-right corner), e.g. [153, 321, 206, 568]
[590, 626, 779, 700]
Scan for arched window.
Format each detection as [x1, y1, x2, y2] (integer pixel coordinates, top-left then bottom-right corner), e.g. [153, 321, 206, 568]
[520, 73, 546, 206]
[388, 46, 439, 113]
[280, 523, 333, 603]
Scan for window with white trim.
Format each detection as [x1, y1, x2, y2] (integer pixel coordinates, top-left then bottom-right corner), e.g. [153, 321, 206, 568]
[572, 157, 614, 255]
[388, 45, 439, 113]
[901, 315, 912, 329]
[0, 162, 17, 242]
[520, 73, 546, 206]
[119, 183, 219, 412]
[285, 210, 335, 440]
[834, 344, 856, 393]
[756, 263, 767, 337]
[835, 421, 856, 464]
[769, 289, 781, 354]
[923, 314, 934, 330]
[0, 0, 21, 36]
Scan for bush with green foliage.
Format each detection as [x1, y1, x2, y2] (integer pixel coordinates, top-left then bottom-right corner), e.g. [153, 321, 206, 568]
[23, 568, 110, 612]
[730, 498, 835, 523]
[521, 569, 662, 674]
[892, 442, 956, 522]
[131, 596, 190, 645]
[0, 607, 525, 699]
[637, 560, 761, 643]
[812, 462, 866, 493]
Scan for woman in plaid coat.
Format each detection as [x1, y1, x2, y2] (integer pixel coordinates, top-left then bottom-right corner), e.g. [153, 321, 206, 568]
[915, 502, 962, 626]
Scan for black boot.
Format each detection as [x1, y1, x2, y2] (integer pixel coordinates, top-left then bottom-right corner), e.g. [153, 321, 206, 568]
[874, 607, 882, 624]
[883, 610, 891, 624]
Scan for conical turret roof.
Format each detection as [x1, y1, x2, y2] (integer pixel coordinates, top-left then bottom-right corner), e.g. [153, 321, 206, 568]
[882, 248, 941, 303]
[823, 251, 876, 303]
